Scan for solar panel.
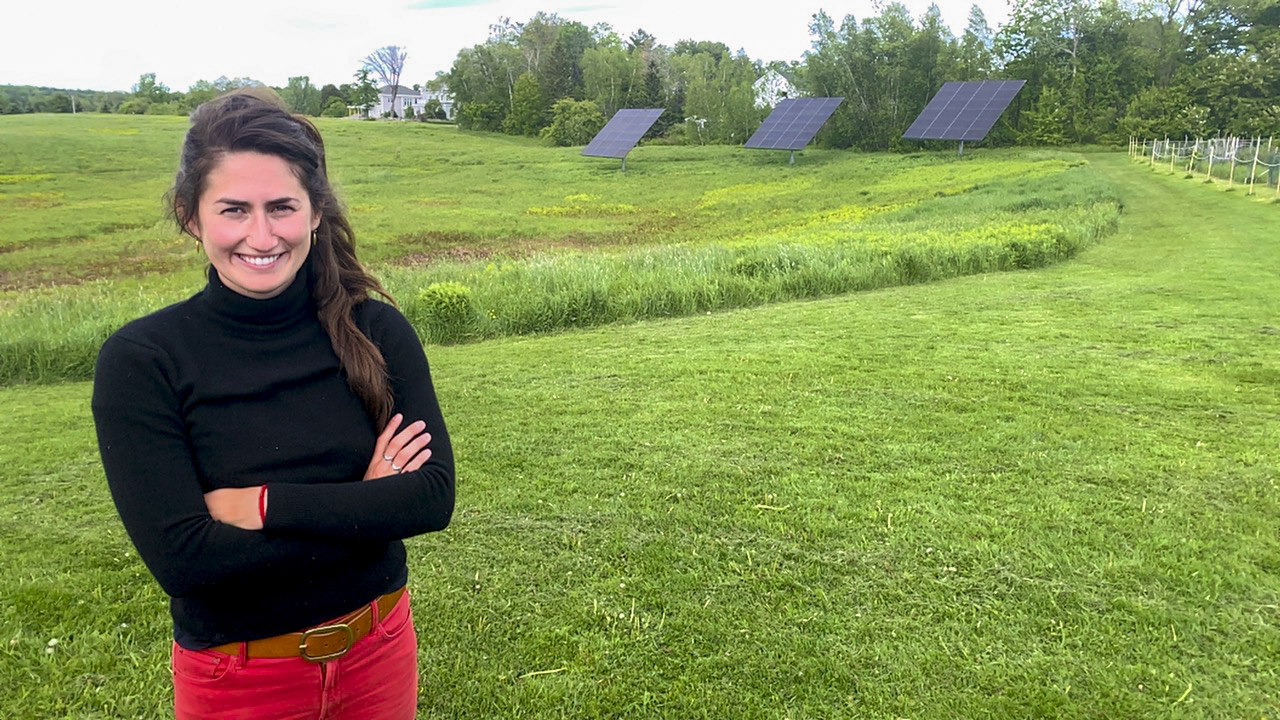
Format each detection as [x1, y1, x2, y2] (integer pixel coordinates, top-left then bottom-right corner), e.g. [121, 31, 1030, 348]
[903, 80, 1025, 142]
[744, 97, 844, 151]
[582, 109, 665, 159]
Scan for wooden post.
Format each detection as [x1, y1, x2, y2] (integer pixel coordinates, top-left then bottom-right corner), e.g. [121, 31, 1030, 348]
[1248, 142, 1260, 196]
[1207, 141, 1215, 182]
[1170, 138, 1177, 174]
[1228, 140, 1237, 188]
[1151, 139, 1158, 168]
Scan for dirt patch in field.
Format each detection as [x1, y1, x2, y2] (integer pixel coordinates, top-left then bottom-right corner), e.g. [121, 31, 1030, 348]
[386, 222, 681, 268]
[392, 245, 504, 267]
[0, 253, 192, 292]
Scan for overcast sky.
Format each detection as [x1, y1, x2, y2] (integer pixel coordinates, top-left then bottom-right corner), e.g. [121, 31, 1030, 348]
[4, 0, 1012, 93]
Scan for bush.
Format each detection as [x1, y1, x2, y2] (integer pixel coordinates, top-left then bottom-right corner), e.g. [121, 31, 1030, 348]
[458, 101, 506, 132]
[411, 282, 477, 344]
[144, 102, 186, 116]
[424, 98, 447, 120]
[541, 99, 606, 146]
[116, 99, 150, 115]
[321, 98, 347, 118]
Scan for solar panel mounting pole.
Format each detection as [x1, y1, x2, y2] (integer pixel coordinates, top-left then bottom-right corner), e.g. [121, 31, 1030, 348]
[789, 151, 796, 165]
[957, 141, 965, 157]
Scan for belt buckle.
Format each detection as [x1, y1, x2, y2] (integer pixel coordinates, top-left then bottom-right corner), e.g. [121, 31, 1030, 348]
[298, 622, 355, 663]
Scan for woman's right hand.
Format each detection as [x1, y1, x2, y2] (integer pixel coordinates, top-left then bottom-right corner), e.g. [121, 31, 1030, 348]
[365, 413, 433, 480]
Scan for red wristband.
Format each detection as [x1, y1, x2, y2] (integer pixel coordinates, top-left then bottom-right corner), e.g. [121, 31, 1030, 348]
[258, 485, 268, 525]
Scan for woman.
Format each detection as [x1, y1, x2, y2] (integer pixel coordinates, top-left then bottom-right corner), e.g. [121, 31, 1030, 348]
[91, 88, 454, 719]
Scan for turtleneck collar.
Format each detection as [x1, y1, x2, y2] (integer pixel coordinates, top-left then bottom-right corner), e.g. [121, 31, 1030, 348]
[200, 258, 314, 330]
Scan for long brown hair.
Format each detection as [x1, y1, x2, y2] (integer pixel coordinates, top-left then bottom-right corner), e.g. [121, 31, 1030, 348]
[170, 88, 395, 426]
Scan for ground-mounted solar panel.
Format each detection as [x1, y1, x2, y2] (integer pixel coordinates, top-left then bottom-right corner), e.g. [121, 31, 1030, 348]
[582, 109, 665, 166]
[903, 80, 1025, 143]
[744, 97, 844, 154]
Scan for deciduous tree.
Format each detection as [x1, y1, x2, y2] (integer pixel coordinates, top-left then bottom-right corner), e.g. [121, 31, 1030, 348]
[363, 45, 409, 117]
[280, 76, 321, 116]
[542, 98, 606, 145]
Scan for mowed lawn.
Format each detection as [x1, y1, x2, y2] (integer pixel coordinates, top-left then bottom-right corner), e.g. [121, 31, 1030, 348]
[0, 153, 1276, 718]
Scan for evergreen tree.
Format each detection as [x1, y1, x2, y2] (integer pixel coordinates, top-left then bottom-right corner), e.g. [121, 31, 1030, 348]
[350, 69, 378, 117]
[1021, 85, 1069, 144]
[503, 72, 547, 135]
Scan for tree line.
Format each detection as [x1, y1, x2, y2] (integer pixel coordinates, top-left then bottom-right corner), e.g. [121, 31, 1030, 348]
[0, 74, 369, 118]
[4, 0, 1276, 148]
[0, 47, 415, 121]
[0, 70, 392, 120]
[444, 0, 1278, 148]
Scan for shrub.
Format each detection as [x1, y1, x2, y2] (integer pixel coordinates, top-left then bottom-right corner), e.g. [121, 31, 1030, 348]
[116, 99, 150, 115]
[321, 98, 347, 118]
[144, 102, 186, 116]
[411, 282, 477, 344]
[458, 101, 506, 132]
[541, 99, 606, 147]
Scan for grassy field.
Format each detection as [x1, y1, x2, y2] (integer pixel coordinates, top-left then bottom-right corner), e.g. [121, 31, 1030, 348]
[1, 114, 1119, 382]
[0, 117, 1276, 718]
[0, 114, 1108, 285]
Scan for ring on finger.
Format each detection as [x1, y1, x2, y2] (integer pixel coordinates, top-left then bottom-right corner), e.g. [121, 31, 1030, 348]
[382, 454, 394, 462]
[391, 463, 403, 472]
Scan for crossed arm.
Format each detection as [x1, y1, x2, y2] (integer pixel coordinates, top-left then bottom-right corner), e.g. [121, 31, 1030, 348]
[92, 304, 455, 597]
[202, 412, 436, 530]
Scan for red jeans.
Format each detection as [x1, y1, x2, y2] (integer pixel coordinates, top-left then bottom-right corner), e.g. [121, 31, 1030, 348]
[172, 591, 418, 720]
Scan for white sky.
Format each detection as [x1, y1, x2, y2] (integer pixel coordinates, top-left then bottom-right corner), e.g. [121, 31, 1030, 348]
[3, 0, 1011, 93]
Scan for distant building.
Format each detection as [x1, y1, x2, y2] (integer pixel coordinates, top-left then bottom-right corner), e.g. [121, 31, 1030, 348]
[754, 69, 798, 108]
[376, 85, 419, 118]
[351, 85, 456, 120]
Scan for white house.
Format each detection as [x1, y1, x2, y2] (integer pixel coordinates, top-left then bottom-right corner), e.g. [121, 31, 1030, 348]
[754, 69, 797, 108]
[360, 85, 455, 120]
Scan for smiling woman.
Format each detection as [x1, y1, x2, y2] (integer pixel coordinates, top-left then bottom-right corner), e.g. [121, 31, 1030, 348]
[188, 151, 320, 299]
[90, 89, 455, 720]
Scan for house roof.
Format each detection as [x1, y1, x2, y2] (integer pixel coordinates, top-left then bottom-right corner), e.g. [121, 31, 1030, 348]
[378, 85, 417, 95]
[754, 69, 798, 88]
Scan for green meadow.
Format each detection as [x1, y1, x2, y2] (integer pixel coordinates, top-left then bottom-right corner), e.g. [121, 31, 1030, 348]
[1, 114, 1119, 381]
[0, 115, 1276, 718]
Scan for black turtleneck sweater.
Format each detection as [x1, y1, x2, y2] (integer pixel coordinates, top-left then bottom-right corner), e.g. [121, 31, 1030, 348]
[91, 264, 454, 649]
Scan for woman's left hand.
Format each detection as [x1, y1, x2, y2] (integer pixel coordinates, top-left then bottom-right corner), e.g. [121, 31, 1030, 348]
[204, 487, 264, 530]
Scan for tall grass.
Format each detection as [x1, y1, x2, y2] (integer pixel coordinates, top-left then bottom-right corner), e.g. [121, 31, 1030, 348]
[0, 114, 1121, 384]
[391, 196, 1114, 345]
[0, 166, 1118, 383]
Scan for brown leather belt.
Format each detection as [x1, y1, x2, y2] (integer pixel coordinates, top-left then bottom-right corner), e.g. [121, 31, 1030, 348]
[208, 587, 405, 663]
